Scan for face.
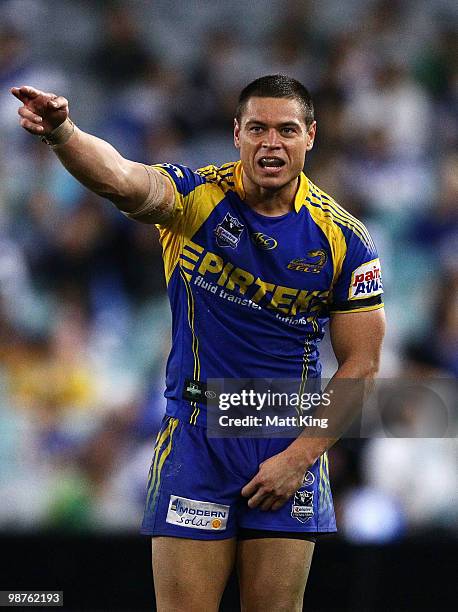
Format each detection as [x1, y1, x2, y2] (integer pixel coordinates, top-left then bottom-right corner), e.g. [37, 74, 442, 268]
[234, 96, 316, 192]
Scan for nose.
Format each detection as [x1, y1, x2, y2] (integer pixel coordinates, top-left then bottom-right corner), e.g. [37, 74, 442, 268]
[262, 128, 281, 149]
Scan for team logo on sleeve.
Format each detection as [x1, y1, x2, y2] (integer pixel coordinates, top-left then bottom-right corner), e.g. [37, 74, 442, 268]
[215, 213, 244, 248]
[287, 250, 327, 273]
[291, 489, 314, 523]
[349, 258, 383, 299]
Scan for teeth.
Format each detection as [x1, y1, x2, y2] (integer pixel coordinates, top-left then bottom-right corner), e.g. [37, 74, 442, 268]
[260, 157, 283, 167]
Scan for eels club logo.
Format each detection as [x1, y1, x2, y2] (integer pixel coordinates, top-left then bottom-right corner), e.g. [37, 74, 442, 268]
[287, 250, 328, 273]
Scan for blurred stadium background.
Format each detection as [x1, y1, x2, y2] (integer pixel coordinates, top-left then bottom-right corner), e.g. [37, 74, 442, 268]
[0, 0, 457, 610]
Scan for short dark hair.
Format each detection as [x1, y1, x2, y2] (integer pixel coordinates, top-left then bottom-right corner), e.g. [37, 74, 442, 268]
[236, 74, 314, 127]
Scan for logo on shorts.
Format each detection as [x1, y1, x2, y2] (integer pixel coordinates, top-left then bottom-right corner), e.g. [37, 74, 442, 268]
[166, 496, 229, 531]
[291, 490, 314, 523]
[302, 470, 315, 486]
[215, 213, 244, 248]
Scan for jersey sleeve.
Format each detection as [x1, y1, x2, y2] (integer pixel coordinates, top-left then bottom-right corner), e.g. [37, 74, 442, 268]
[330, 226, 384, 314]
[151, 162, 207, 229]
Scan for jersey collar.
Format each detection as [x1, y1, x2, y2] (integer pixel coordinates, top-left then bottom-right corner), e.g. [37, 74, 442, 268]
[233, 160, 309, 212]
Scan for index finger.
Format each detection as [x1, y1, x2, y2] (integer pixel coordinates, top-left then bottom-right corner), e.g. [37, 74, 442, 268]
[10, 86, 42, 101]
[241, 475, 260, 498]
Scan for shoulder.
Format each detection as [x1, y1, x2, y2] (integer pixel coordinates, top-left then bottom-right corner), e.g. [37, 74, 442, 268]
[152, 161, 238, 199]
[305, 178, 375, 251]
[195, 161, 237, 193]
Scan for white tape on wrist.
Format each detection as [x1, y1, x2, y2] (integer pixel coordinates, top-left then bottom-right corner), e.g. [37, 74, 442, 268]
[41, 118, 75, 148]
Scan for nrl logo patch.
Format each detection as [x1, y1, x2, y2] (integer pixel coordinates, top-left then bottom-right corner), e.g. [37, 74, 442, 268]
[291, 489, 314, 523]
[215, 213, 244, 249]
[287, 250, 327, 273]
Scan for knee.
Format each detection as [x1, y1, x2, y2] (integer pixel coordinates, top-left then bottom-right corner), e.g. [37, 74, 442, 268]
[154, 575, 224, 612]
[156, 592, 217, 612]
[241, 599, 303, 612]
[241, 583, 304, 612]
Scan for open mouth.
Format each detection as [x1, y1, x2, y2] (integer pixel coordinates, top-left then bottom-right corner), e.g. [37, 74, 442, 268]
[258, 157, 286, 169]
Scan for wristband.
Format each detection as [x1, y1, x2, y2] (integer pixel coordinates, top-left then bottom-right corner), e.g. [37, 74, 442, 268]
[41, 118, 75, 148]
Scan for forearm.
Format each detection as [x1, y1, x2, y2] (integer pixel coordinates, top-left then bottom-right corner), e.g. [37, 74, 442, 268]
[286, 360, 379, 468]
[12, 85, 175, 221]
[52, 124, 148, 209]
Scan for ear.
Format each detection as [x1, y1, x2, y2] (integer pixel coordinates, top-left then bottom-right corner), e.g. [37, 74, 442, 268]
[234, 118, 241, 149]
[306, 120, 317, 151]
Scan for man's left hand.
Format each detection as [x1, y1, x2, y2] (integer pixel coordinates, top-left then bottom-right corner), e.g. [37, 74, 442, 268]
[241, 450, 308, 511]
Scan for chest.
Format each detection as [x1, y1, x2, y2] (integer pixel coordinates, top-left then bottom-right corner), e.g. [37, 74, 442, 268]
[180, 195, 333, 317]
[190, 196, 332, 287]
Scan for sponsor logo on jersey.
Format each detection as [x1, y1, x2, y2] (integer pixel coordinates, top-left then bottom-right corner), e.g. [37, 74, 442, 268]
[251, 232, 278, 250]
[183, 379, 206, 402]
[349, 258, 383, 300]
[291, 489, 314, 523]
[215, 213, 244, 248]
[166, 496, 229, 530]
[287, 250, 328, 273]
[182, 240, 330, 317]
[302, 470, 315, 486]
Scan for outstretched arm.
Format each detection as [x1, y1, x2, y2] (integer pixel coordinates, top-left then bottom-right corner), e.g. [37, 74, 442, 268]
[11, 85, 175, 224]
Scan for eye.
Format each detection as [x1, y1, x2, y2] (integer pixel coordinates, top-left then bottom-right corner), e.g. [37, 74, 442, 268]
[249, 126, 263, 133]
[281, 127, 296, 135]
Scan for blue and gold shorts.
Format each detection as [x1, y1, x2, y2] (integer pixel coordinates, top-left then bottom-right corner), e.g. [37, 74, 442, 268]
[141, 414, 337, 540]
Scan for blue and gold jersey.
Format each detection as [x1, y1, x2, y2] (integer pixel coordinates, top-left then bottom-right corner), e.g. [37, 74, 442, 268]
[154, 161, 383, 425]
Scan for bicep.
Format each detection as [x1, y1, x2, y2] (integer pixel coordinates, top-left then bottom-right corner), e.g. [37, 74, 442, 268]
[330, 308, 386, 370]
[112, 161, 176, 225]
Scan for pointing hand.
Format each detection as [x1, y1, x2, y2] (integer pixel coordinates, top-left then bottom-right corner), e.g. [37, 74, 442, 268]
[11, 85, 69, 136]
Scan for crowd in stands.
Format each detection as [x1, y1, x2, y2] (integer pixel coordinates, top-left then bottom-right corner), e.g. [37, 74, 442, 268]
[0, 0, 456, 540]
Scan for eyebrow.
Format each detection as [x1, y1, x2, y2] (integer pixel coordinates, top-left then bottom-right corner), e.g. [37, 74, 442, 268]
[245, 120, 303, 128]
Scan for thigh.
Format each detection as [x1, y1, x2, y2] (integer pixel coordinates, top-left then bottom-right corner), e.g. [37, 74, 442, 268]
[237, 537, 315, 612]
[152, 536, 236, 612]
[141, 416, 246, 540]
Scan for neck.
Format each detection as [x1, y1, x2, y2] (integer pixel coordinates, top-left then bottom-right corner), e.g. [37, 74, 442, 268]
[242, 175, 299, 217]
